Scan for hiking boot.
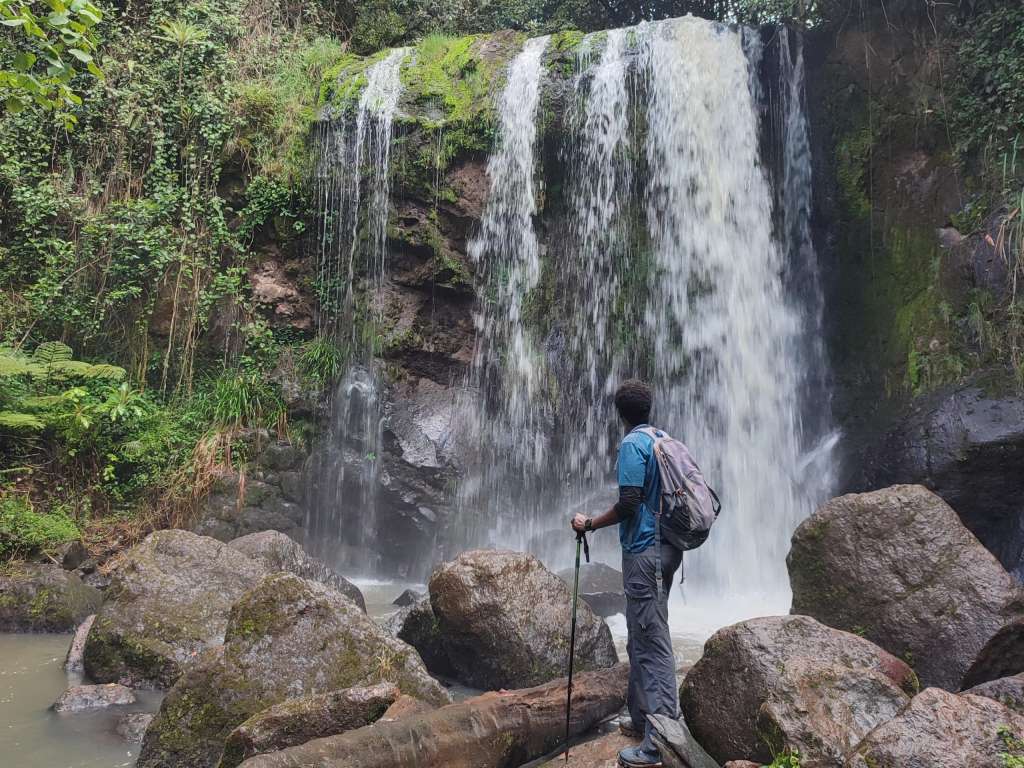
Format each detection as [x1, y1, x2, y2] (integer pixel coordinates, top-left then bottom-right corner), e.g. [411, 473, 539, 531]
[618, 746, 663, 767]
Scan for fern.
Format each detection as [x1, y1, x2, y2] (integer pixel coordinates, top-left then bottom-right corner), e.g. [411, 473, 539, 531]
[0, 411, 45, 430]
[32, 341, 73, 364]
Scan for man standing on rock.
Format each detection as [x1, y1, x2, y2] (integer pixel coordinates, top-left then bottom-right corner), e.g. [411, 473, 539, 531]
[571, 379, 681, 768]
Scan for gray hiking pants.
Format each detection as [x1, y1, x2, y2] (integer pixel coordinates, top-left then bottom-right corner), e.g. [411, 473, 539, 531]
[623, 542, 682, 754]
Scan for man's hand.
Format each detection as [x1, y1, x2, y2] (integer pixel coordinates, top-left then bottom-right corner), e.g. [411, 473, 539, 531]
[571, 513, 588, 533]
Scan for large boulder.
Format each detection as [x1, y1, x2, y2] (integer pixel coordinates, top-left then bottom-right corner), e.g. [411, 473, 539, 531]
[961, 616, 1024, 689]
[788, 485, 1024, 690]
[0, 562, 101, 632]
[137, 572, 449, 768]
[218, 682, 399, 768]
[429, 549, 618, 689]
[964, 673, 1024, 714]
[851, 372, 1024, 577]
[83, 530, 268, 688]
[227, 530, 366, 611]
[680, 615, 917, 764]
[755, 659, 909, 766]
[848, 687, 1024, 768]
[383, 595, 455, 677]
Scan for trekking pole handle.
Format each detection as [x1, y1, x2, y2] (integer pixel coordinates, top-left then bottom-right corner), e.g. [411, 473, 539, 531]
[576, 530, 590, 564]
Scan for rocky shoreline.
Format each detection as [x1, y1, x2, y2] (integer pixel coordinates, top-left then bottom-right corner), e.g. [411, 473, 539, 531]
[3, 483, 1024, 767]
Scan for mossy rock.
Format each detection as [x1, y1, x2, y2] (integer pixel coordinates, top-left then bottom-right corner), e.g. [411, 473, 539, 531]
[83, 530, 269, 689]
[0, 562, 101, 632]
[137, 572, 450, 768]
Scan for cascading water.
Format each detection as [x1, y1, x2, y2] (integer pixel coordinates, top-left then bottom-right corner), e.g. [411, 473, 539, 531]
[456, 17, 836, 616]
[305, 48, 410, 574]
[455, 35, 552, 549]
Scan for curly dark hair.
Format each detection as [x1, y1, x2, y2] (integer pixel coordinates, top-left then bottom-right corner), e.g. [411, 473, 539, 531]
[614, 379, 653, 427]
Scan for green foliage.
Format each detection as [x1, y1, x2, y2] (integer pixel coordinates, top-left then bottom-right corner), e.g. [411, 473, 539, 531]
[0, 0, 104, 125]
[953, 4, 1024, 169]
[1000, 726, 1024, 768]
[0, 494, 80, 557]
[203, 370, 283, 430]
[767, 750, 802, 768]
[298, 335, 345, 385]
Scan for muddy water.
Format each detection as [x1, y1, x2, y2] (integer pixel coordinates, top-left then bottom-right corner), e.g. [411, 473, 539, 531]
[0, 633, 161, 768]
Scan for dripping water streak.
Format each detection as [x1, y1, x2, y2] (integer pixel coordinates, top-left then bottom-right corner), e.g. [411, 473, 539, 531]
[307, 48, 410, 576]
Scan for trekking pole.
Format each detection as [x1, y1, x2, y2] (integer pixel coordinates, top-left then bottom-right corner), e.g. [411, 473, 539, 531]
[564, 529, 589, 763]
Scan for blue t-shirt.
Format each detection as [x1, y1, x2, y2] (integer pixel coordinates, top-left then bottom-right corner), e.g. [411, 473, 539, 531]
[617, 425, 662, 554]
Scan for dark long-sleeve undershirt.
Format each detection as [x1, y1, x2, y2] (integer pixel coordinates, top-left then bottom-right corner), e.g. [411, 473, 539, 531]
[614, 485, 644, 519]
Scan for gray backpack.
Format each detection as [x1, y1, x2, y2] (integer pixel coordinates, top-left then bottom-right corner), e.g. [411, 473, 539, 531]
[639, 427, 722, 552]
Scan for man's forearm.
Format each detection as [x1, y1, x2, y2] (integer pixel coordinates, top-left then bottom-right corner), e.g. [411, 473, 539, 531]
[588, 504, 622, 531]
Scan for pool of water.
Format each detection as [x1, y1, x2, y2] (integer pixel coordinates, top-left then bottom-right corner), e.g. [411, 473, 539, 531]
[0, 633, 162, 768]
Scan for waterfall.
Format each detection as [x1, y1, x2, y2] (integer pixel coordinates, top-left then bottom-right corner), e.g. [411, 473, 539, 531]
[305, 48, 410, 574]
[561, 28, 634, 497]
[637, 17, 807, 600]
[306, 18, 837, 613]
[456, 35, 552, 548]
[454, 18, 835, 612]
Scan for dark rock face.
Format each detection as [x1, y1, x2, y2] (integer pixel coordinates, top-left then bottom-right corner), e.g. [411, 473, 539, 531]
[218, 683, 399, 768]
[429, 549, 618, 690]
[227, 530, 366, 611]
[83, 530, 268, 688]
[755, 660, 909, 766]
[679, 615, 917, 764]
[788, 485, 1024, 690]
[193, 441, 309, 543]
[961, 616, 1024, 689]
[963, 673, 1024, 714]
[0, 562, 102, 632]
[52, 683, 135, 712]
[848, 687, 1024, 768]
[850, 375, 1024, 577]
[137, 572, 449, 768]
[383, 595, 455, 677]
[558, 563, 626, 618]
[647, 714, 720, 768]
[392, 588, 422, 607]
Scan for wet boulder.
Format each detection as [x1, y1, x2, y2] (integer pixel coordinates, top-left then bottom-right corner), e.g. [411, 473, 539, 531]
[117, 712, 155, 744]
[961, 616, 1024, 689]
[392, 587, 422, 607]
[137, 572, 449, 768]
[53, 683, 136, 712]
[848, 687, 1024, 768]
[755, 660, 909, 766]
[680, 615, 917, 764]
[963, 673, 1024, 714]
[83, 530, 268, 688]
[429, 549, 619, 689]
[788, 485, 1024, 690]
[227, 530, 366, 611]
[558, 562, 626, 618]
[218, 682, 399, 768]
[0, 562, 102, 632]
[383, 595, 455, 677]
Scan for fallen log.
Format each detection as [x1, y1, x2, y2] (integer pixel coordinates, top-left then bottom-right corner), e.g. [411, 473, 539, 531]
[237, 664, 629, 768]
[648, 714, 721, 768]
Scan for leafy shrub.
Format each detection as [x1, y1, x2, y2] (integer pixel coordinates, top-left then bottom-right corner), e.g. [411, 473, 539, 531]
[298, 335, 345, 385]
[954, 4, 1024, 170]
[768, 751, 802, 768]
[204, 371, 284, 430]
[0, 494, 80, 558]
